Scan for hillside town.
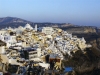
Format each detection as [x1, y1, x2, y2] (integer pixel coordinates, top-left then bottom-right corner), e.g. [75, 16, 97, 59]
[0, 24, 91, 75]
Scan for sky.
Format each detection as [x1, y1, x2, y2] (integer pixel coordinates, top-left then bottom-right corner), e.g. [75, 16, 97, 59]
[0, 0, 100, 27]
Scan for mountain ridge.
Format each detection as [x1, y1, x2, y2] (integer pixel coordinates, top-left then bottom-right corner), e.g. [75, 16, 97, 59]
[0, 17, 72, 29]
[0, 17, 33, 24]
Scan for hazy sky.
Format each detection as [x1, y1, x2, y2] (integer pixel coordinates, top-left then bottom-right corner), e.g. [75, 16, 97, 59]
[0, 0, 100, 26]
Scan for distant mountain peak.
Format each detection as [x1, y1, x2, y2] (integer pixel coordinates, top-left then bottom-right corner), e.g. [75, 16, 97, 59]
[0, 17, 34, 29]
[0, 17, 33, 24]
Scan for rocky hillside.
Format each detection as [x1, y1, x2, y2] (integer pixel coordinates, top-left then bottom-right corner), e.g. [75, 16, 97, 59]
[63, 47, 100, 75]
[60, 26, 97, 34]
[62, 32, 100, 75]
[72, 33, 100, 49]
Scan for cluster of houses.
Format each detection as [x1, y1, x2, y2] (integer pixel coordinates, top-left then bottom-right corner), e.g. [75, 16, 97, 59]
[0, 23, 91, 72]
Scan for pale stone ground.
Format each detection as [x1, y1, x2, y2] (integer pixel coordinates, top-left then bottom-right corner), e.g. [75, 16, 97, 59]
[1, 54, 9, 63]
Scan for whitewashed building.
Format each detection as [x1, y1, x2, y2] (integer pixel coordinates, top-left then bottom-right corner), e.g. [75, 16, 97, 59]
[42, 27, 54, 35]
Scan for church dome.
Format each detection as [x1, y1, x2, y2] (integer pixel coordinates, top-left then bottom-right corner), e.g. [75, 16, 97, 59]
[24, 23, 33, 30]
[18, 26, 24, 30]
